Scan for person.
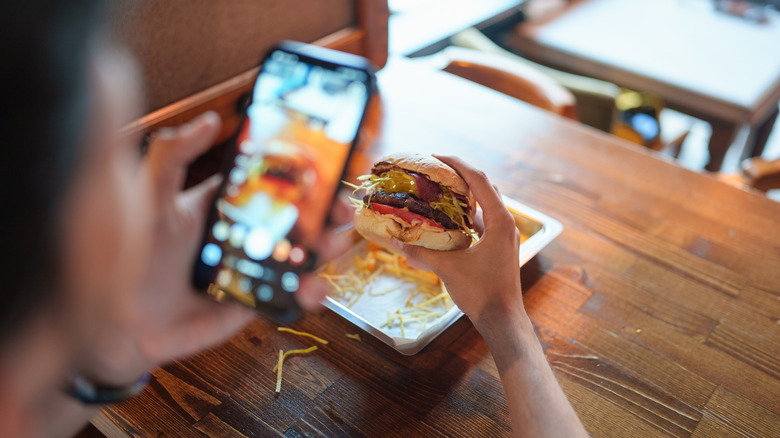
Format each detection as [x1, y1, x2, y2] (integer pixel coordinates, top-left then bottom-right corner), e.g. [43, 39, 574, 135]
[0, 1, 586, 437]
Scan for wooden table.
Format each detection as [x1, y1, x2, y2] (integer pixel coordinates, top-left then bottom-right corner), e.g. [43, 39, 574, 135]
[508, 0, 780, 172]
[94, 59, 780, 437]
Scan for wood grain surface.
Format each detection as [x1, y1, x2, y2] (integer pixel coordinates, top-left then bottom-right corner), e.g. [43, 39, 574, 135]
[95, 59, 780, 437]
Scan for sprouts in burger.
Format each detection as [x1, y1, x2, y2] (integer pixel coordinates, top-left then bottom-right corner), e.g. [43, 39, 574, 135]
[347, 153, 477, 251]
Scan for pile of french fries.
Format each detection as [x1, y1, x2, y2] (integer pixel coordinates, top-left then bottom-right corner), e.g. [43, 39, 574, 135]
[319, 243, 453, 337]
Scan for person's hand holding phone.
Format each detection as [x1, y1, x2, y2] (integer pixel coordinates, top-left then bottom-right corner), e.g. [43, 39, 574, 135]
[191, 42, 374, 320]
[77, 112, 348, 388]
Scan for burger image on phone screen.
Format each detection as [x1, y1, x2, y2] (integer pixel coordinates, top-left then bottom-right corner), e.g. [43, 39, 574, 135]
[227, 140, 317, 207]
[349, 153, 477, 251]
[253, 147, 316, 204]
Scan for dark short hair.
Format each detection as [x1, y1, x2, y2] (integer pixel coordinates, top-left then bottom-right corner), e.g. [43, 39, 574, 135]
[0, 0, 108, 344]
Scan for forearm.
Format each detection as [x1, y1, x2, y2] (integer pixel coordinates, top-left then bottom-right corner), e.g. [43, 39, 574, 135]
[476, 306, 587, 438]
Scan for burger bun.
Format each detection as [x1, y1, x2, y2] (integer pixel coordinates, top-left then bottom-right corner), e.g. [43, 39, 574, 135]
[354, 206, 472, 252]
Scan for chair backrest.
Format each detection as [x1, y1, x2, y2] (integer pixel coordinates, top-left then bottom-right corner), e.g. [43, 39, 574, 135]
[741, 157, 780, 191]
[451, 28, 618, 131]
[438, 47, 578, 120]
[110, 0, 388, 141]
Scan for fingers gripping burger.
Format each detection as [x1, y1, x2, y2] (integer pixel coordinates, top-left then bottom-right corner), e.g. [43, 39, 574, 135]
[348, 153, 477, 251]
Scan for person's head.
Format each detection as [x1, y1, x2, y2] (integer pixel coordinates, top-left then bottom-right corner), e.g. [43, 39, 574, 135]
[0, 0, 153, 426]
[0, 0, 100, 343]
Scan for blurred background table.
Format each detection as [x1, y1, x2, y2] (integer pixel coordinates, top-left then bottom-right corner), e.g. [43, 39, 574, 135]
[388, 0, 526, 56]
[508, 0, 780, 171]
[93, 59, 780, 437]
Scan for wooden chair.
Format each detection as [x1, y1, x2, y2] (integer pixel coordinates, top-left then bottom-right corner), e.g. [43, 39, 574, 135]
[742, 158, 780, 191]
[434, 46, 578, 121]
[449, 28, 614, 130]
[719, 157, 780, 192]
[109, 0, 389, 144]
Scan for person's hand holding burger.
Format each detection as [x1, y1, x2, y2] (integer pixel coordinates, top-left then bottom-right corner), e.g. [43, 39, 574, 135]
[350, 153, 524, 329]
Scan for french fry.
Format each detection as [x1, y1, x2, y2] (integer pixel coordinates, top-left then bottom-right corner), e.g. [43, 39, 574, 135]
[380, 310, 396, 328]
[366, 264, 385, 284]
[374, 250, 396, 264]
[273, 346, 319, 394]
[321, 274, 343, 292]
[369, 285, 401, 296]
[399, 269, 440, 286]
[416, 291, 450, 308]
[410, 312, 442, 318]
[277, 327, 329, 345]
[275, 350, 283, 393]
[346, 292, 361, 308]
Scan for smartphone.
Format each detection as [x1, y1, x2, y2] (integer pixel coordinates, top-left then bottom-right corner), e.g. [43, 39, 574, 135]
[192, 41, 376, 323]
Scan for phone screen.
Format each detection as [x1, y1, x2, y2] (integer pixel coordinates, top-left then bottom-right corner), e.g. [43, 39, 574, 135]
[193, 43, 374, 321]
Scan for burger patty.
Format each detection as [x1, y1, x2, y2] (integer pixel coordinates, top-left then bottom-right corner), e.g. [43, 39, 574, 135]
[365, 191, 461, 230]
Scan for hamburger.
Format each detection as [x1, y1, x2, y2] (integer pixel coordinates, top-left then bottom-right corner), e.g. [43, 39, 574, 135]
[349, 153, 476, 251]
[256, 150, 316, 201]
[228, 143, 317, 207]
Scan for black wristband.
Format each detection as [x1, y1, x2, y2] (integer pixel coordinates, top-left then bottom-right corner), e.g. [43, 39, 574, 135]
[64, 371, 151, 404]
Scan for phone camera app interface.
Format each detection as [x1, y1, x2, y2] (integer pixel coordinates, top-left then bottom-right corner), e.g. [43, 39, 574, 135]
[201, 49, 369, 309]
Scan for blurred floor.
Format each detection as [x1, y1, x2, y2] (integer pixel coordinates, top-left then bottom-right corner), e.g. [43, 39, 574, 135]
[661, 106, 780, 201]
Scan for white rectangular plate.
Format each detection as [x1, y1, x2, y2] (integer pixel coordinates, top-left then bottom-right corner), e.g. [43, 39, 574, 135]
[323, 195, 563, 355]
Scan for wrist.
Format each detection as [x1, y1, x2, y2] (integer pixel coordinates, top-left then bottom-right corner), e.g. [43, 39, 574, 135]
[471, 293, 531, 338]
[471, 298, 541, 373]
[74, 332, 151, 389]
[64, 370, 151, 404]
[476, 309, 535, 347]
[69, 331, 151, 395]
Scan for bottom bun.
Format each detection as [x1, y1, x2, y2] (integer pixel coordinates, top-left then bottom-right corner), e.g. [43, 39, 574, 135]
[354, 206, 472, 251]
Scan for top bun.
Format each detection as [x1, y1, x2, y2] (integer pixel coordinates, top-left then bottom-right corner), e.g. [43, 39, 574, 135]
[372, 153, 476, 214]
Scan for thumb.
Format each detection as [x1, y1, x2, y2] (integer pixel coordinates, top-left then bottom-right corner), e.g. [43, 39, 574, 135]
[391, 239, 442, 271]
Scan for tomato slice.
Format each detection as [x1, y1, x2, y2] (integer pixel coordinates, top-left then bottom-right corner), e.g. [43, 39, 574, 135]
[370, 203, 444, 229]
